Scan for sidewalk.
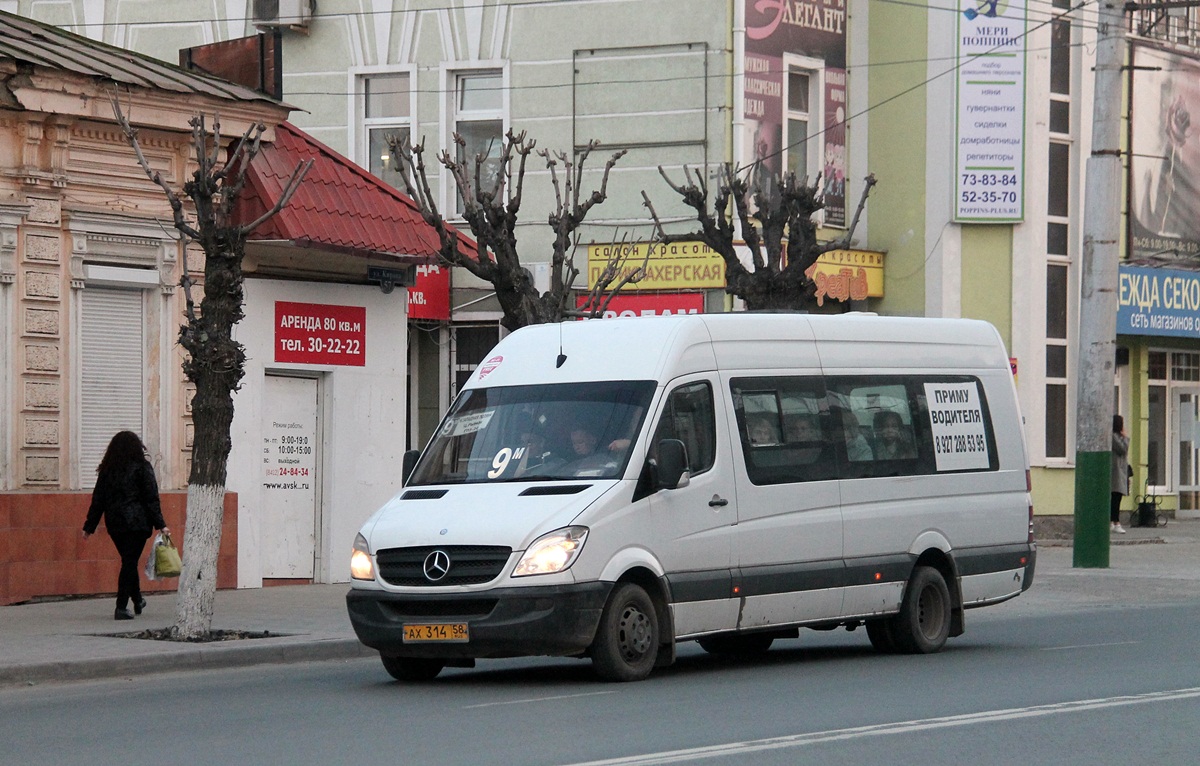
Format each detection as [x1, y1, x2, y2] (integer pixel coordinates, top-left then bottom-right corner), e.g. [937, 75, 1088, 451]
[2, 519, 1198, 688]
[0, 583, 373, 688]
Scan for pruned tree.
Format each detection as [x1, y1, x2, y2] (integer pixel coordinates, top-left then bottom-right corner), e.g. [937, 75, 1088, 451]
[389, 129, 645, 330]
[113, 99, 311, 639]
[642, 166, 877, 311]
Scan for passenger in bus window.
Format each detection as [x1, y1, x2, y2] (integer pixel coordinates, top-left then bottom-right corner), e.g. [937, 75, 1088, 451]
[833, 407, 873, 461]
[873, 410, 917, 460]
[784, 414, 824, 464]
[747, 415, 780, 446]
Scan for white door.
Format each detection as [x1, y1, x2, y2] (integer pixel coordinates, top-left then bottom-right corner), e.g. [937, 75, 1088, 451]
[1174, 388, 1200, 512]
[261, 375, 319, 578]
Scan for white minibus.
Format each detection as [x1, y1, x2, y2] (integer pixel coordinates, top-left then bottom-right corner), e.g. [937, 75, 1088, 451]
[347, 314, 1036, 681]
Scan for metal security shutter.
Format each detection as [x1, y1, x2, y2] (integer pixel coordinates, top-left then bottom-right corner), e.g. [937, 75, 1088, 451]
[80, 287, 144, 486]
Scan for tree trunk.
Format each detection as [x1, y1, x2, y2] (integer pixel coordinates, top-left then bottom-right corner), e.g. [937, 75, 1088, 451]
[175, 483, 226, 637]
[174, 244, 245, 639]
[111, 106, 310, 640]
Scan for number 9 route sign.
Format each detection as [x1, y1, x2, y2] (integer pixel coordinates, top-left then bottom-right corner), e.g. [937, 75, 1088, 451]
[275, 301, 366, 366]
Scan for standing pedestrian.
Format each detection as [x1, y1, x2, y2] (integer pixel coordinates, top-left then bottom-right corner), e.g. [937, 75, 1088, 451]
[1111, 415, 1130, 534]
[82, 431, 169, 619]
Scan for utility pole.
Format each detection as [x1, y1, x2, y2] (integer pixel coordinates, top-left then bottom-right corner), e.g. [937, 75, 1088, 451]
[1073, 0, 1126, 567]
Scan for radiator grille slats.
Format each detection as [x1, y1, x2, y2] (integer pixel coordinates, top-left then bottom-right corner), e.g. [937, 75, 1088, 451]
[377, 545, 512, 586]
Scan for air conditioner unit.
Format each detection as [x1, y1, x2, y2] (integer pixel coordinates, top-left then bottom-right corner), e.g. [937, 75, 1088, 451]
[252, 0, 313, 31]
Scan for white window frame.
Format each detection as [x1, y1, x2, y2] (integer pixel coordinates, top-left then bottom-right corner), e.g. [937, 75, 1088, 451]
[441, 64, 509, 216]
[782, 55, 824, 188]
[349, 66, 417, 187]
[1041, 5, 1078, 466]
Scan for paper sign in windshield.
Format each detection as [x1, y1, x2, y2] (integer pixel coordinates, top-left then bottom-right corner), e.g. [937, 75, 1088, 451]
[442, 410, 495, 437]
[924, 382, 990, 471]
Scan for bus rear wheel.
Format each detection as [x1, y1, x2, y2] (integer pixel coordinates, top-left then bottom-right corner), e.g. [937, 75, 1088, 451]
[890, 565, 951, 654]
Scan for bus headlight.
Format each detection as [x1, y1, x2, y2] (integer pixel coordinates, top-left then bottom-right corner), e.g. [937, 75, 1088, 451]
[512, 527, 588, 577]
[350, 533, 376, 581]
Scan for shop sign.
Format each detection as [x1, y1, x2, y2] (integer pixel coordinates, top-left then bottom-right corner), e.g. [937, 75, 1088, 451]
[803, 248, 885, 306]
[275, 301, 366, 366]
[408, 264, 451, 321]
[587, 242, 725, 291]
[577, 292, 705, 319]
[954, 0, 1027, 222]
[742, 0, 848, 226]
[1118, 264, 1200, 338]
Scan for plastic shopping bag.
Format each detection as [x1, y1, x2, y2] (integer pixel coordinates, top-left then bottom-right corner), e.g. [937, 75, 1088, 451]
[144, 533, 161, 581]
[154, 532, 183, 578]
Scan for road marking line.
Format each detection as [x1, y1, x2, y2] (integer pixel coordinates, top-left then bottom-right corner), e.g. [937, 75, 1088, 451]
[1041, 640, 1141, 651]
[464, 690, 617, 709]
[557, 687, 1200, 766]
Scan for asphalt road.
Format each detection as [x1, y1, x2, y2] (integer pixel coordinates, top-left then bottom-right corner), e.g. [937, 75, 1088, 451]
[5, 598, 1199, 766]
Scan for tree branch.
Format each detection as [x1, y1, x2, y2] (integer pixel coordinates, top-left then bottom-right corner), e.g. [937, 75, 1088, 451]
[110, 96, 202, 241]
[819, 173, 878, 254]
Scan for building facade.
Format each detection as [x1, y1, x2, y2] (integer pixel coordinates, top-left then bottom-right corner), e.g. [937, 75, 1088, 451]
[14, 0, 1200, 534]
[0, 12, 438, 602]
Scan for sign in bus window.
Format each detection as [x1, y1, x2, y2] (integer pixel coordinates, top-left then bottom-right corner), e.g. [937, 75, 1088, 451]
[924, 381, 991, 472]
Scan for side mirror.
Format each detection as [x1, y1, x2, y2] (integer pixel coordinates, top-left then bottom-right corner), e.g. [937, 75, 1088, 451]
[401, 449, 421, 485]
[656, 439, 691, 490]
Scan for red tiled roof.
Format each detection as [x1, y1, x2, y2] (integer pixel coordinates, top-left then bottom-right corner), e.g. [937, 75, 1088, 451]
[240, 122, 471, 263]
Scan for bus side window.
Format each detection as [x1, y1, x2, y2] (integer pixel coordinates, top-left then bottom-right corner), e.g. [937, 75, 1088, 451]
[653, 382, 716, 475]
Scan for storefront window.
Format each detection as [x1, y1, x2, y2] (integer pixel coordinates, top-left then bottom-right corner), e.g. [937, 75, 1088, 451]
[1149, 350, 1167, 379]
[1148, 385, 1166, 487]
[1171, 352, 1200, 382]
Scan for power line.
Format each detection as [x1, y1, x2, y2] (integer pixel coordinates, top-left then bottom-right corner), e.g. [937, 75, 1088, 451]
[737, 0, 1096, 172]
[40, 0, 1105, 32]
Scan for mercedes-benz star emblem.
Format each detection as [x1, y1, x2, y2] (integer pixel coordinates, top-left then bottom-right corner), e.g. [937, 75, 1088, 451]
[423, 550, 451, 582]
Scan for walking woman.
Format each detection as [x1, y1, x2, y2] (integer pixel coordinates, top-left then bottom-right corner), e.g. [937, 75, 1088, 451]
[82, 431, 169, 620]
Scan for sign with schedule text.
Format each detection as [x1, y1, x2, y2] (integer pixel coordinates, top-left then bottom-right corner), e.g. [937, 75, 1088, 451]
[275, 301, 366, 366]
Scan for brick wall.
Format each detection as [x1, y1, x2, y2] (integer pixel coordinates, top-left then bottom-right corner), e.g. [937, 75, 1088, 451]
[0, 491, 238, 605]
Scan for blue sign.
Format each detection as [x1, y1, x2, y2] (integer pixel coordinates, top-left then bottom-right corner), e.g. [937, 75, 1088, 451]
[1118, 264, 1200, 338]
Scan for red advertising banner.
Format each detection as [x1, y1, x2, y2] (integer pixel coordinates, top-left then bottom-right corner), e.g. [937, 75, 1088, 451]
[408, 264, 451, 321]
[578, 292, 705, 319]
[275, 301, 366, 366]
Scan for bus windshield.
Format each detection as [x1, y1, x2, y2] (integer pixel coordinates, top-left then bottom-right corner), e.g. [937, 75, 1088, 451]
[408, 380, 657, 485]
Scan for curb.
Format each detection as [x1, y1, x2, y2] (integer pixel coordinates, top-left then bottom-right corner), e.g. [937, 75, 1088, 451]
[0, 637, 375, 688]
[1036, 537, 1168, 548]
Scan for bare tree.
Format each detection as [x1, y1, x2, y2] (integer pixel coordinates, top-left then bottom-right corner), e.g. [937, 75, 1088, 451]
[113, 100, 311, 639]
[390, 129, 645, 330]
[642, 166, 877, 311]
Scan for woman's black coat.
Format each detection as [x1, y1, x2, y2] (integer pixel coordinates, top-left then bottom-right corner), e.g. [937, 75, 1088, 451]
[83, 460, 166, 541]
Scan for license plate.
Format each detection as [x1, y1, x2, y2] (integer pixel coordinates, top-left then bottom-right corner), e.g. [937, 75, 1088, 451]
[403, 623, 469, 643]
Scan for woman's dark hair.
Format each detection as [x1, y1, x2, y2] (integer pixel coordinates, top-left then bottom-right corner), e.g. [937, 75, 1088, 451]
[96, 430, 147, 475]
[1113, 414, 1124, 433]
[873, 410, 904, 429]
